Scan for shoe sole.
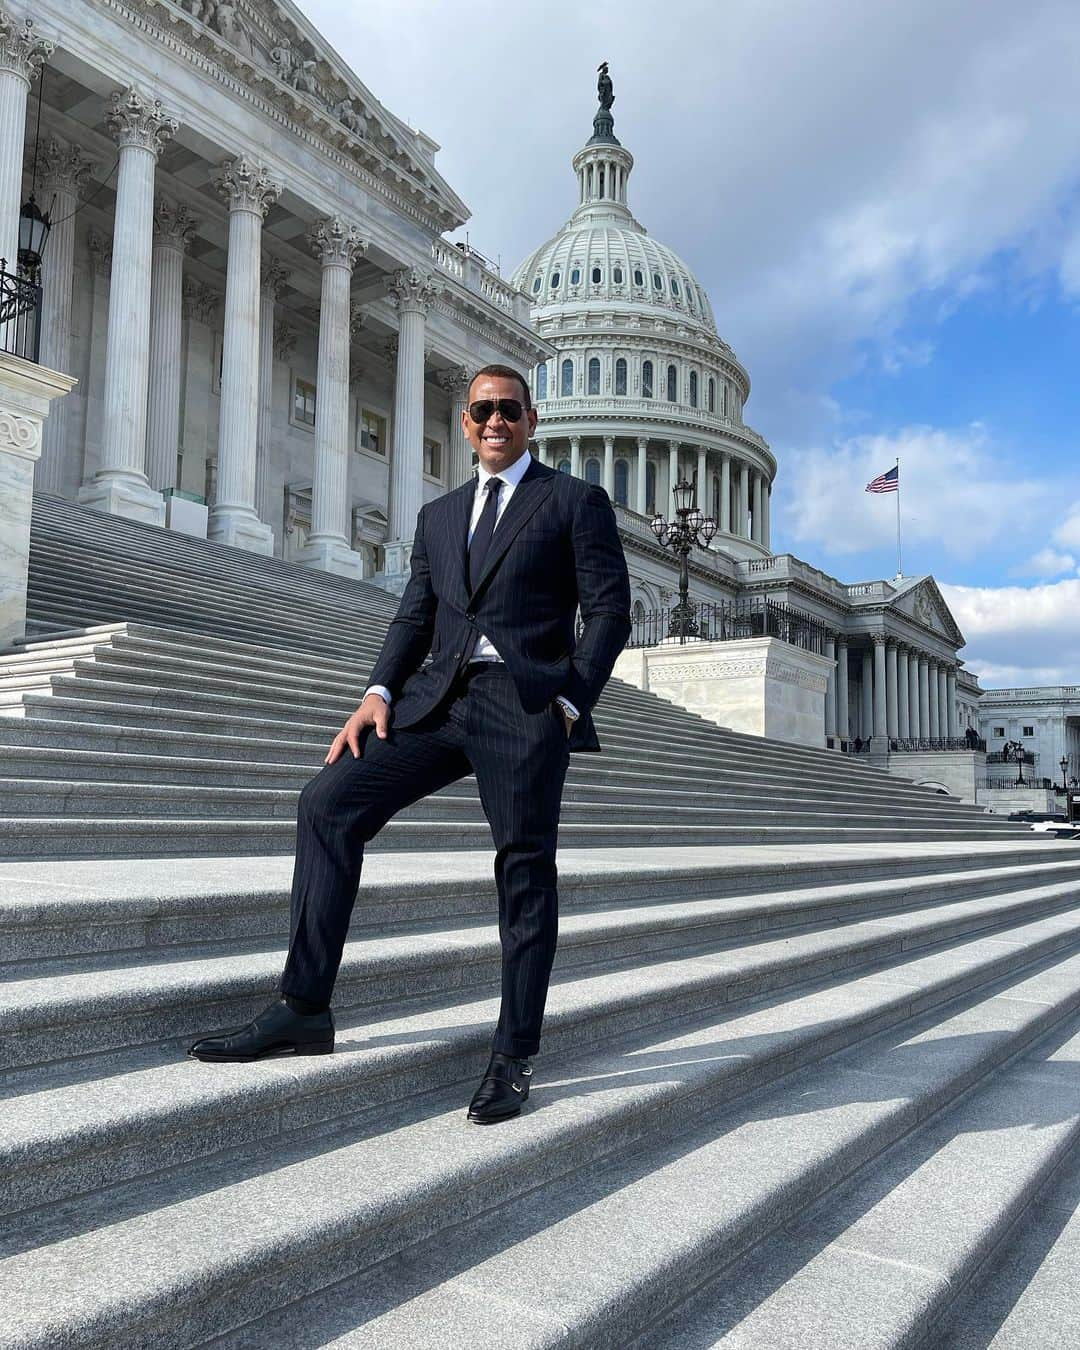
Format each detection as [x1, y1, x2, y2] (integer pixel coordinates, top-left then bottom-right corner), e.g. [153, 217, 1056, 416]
[186, 1041, 334, 1063]
[466, 1107, 523, 1124]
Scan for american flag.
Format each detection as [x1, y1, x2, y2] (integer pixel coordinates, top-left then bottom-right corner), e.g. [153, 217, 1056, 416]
[865, 465, 899, 494]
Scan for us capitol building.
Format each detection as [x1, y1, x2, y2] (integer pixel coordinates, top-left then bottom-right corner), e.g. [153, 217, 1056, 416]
[2, 0, 993, 757]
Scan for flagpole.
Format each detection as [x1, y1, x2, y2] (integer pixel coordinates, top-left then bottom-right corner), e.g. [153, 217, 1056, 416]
[895, 455, 902, 579]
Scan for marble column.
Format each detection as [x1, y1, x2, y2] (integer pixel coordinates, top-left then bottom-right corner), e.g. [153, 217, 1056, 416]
[885, 639, 898, 739]
[918, 654, 930, 741]
[437, 365, 470, 487]
[872, 636, 887, 740]
[295, 216, 367, 576]
[81, 230, 113, 481]
[907, 648, 920, 739]
[145, 199, 195, 493]
[668, 441, 680, 507]
[946, 667, 959, 738]
[861, 648, 873, 740]
[79, 88, 177, 526]
[824, 636, 837, 741]
[570, 434, 581, 478]
[0, 9, 52, 272]
[836, 639, 849, 741]
[207, 156, 280, 553]
[696, 445, 708, 509]
[752, 471, 764, 543]
[938, 665, 950, 740]
[762, 478, 771, 549]
[897, 646, 911, 739]
[636, 436, 648, 513]
[739, 460, 750, 538]
[534, 437, 548, 468]
[928, 661, 940, 739]
[603, 434, 615, 497]
[35, 138, 94, 494]
[720, 452, 731, 534]
[386, 266, 435, 572]
[256, 256, 289, 528]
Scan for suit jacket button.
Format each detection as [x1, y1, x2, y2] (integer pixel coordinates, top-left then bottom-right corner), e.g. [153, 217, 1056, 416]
[466, 611, 475, 621]
[453, 650, 463, 659]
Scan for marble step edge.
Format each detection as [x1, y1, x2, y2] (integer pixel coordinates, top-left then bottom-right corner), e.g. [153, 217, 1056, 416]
[3, 877, 1075, 1077]
[2, 915, 1077, 1350]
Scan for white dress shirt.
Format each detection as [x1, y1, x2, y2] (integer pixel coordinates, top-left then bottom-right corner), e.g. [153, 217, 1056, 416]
[365, 447, 579, 718]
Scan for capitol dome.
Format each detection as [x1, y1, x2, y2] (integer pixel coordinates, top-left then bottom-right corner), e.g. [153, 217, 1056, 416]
[511, 71, 774, 562]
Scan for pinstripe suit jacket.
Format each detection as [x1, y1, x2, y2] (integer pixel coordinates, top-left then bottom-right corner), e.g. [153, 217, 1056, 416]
[365, 456, 631, 752]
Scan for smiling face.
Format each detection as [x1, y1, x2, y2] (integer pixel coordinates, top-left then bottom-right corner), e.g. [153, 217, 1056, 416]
[463, 371, 539, 476]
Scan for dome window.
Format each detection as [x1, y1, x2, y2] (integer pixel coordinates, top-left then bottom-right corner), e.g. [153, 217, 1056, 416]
[689, 371, 698, 407]
[615, 358, 627, 396]
[561, 358, 574, 396]
[646, 460, 657, 513]
[633, 268, 644, 287]
[557, 458, 571, 474]
[708, 377, 716, 413]
[536, 364, 548, 401]
[587, 357, 601, 395]
[671, 279, 680, 298]
[614, 459, 629, 505]
[642, 359, 654, 399]
[532, 275, 542, 294]
[666, 364, 677, 402]
[653, 273, 663, 291]
[591, 265, 602, 284]
[570, 266, 581, 285]
[585, 457, 601, 485]
[551, 271, 561, 289]
[613, 266, 623, 285]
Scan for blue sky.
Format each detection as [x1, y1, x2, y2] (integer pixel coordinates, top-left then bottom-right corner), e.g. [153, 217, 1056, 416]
[301, 0, 1080, 686]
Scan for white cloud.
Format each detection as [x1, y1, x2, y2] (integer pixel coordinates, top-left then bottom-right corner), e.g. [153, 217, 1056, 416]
[1052, 501, 1080, 550]
[780, 423, 1047, 560]
[1012, 547, 1078, 578]
[940, 578, 1080, 687]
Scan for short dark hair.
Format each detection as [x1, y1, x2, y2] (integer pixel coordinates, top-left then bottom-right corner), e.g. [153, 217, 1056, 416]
[468, 363, 532, 410]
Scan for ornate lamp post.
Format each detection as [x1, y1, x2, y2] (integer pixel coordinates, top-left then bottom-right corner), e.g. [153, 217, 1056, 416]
[1061, 756, 1069, 795]
[650, 477, 717, 643]
[1012, 740, 1026, 786]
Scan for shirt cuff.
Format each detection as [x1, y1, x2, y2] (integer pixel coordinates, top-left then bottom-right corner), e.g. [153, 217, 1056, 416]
[555, 695, 580, 719]
[364, 684, 393, 706]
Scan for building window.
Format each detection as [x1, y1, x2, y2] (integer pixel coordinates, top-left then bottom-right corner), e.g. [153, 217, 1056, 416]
[666, 364, 677, 402]
[633, 268, 644, 287]
[993, 726, 1005, 737]
[615, 358, 627, 395]
[570, 266, 581, 285]
[423, 437, 442, 480]
[708, 377, 715, 413]
[614, 458, 629, 505]
[551, 271, 561, 289]
[292, 376, 316, 430]
[557, 458, 571, 474]
[585, 457, 601, 485]
[561, 358, 574, 396]
[689, 371, 698, 407]
[1023, 725, 1034, 737]
[536, 363, 547, 401]
[359, 407, 386, 455]
[598, 168, 605, 196]
[588, 357, 601, 395]
[642, 359, 654, 399]
[671, 278, 680, 298]
[653, 272, 663, 290]
[591, 265, 602, 284]
[646, 460, 657, 513]
[532, 275, 542, 293]
[613, 266, 623, 285]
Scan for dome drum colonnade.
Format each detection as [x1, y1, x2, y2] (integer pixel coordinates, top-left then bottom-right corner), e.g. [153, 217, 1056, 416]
[512, 79, 773, 554]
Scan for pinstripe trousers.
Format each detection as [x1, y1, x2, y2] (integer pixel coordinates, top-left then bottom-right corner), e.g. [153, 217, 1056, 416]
[280, 662, 572, 1057]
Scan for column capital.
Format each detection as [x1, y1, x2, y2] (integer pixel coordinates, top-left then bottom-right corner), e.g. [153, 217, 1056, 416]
[668, 439, 680, 453]
[872, 633, 887, 647]
[308, 215, 367, 269]
[215, 156, 281, 217]
[389, 266, 436, 315]
[181, 276, 220, 324]
[106, 87, 178, 156]
[273, 318, 296, 361]
[436, 365, 470, 400]
[637, 436, 648, 451]
[87, 228, 113, 278]
[383, 335, 399, 366]
[152, 198, 197, 253]
[569, 434, 581, 449]
[603, 434, 615, 451]
[0, 8, 53, 86]
[260, 255, 290, 300]
[38, 136, 95, 195]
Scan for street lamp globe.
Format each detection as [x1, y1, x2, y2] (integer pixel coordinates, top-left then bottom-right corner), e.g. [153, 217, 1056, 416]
[672, 479, 694, 515]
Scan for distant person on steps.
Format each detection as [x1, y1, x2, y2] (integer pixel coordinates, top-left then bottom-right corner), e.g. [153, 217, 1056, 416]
[188, 365, 631, 1123]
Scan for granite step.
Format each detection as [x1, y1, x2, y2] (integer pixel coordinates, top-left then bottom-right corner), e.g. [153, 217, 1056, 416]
[3, 913, 1077, 1349]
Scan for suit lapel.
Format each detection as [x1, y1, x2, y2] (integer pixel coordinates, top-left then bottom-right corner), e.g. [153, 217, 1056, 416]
[440, 477, 477, 605]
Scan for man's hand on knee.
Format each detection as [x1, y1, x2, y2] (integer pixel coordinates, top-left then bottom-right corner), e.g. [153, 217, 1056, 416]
[325, 692, 391, 764]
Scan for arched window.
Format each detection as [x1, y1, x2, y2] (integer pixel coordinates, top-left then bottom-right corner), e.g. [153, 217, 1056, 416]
[615, 358, 627, 395]
[532, 275, 542, 294]
[561, 358, 574, 396]
[642, 359, 654, 399]
[708, 377, 715, 413]
[633, 268, 644, 287]
[587, 357, 601, 395]
[585, 457, 601, 486]
[653, 272, 664, 291]
[614, 459, 629, 505]
[646, 460, 657, 514]
[671, 279, 680, 298]
[556, 458, 571, 474]
[689, 371, 698, 408]
[598, 167, 605, 197]
[666, 364, 677, 402]
[613, 265, 623, 285]
[536, 363, 547, 401]
[550, 271, 561, 290]
[712, 474, 721, 523]
[570, 266, 581, 285]
[591, 265, 602, 284]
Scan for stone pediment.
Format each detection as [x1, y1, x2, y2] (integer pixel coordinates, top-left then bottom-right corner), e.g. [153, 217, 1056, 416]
[140, 0, 470, 231]
[889, 576, 965, 646]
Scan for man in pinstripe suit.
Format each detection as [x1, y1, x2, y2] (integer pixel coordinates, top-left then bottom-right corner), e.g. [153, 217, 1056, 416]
[189, 365, 631, 1124]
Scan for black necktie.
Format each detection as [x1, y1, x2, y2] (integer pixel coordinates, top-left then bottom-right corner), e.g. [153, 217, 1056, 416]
[468, 476, 504, 593]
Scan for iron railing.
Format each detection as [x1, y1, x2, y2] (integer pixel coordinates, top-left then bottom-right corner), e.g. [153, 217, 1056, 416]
[0, 262, 41, 363]
[841, 735, 987, 755]
[986, 749, 1037, 766]
[626, 597, 833, 652]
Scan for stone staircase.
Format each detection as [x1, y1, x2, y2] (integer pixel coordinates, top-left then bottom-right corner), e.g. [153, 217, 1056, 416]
[0, 493, 1076, 1348]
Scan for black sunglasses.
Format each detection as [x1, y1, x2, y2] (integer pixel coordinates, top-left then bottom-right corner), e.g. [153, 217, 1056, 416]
[467, 398, 524, 425]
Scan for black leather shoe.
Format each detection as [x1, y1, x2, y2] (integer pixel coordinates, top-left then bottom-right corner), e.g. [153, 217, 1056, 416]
[187, 998, 334, 1062]
[466, 1051, 533, 1124]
